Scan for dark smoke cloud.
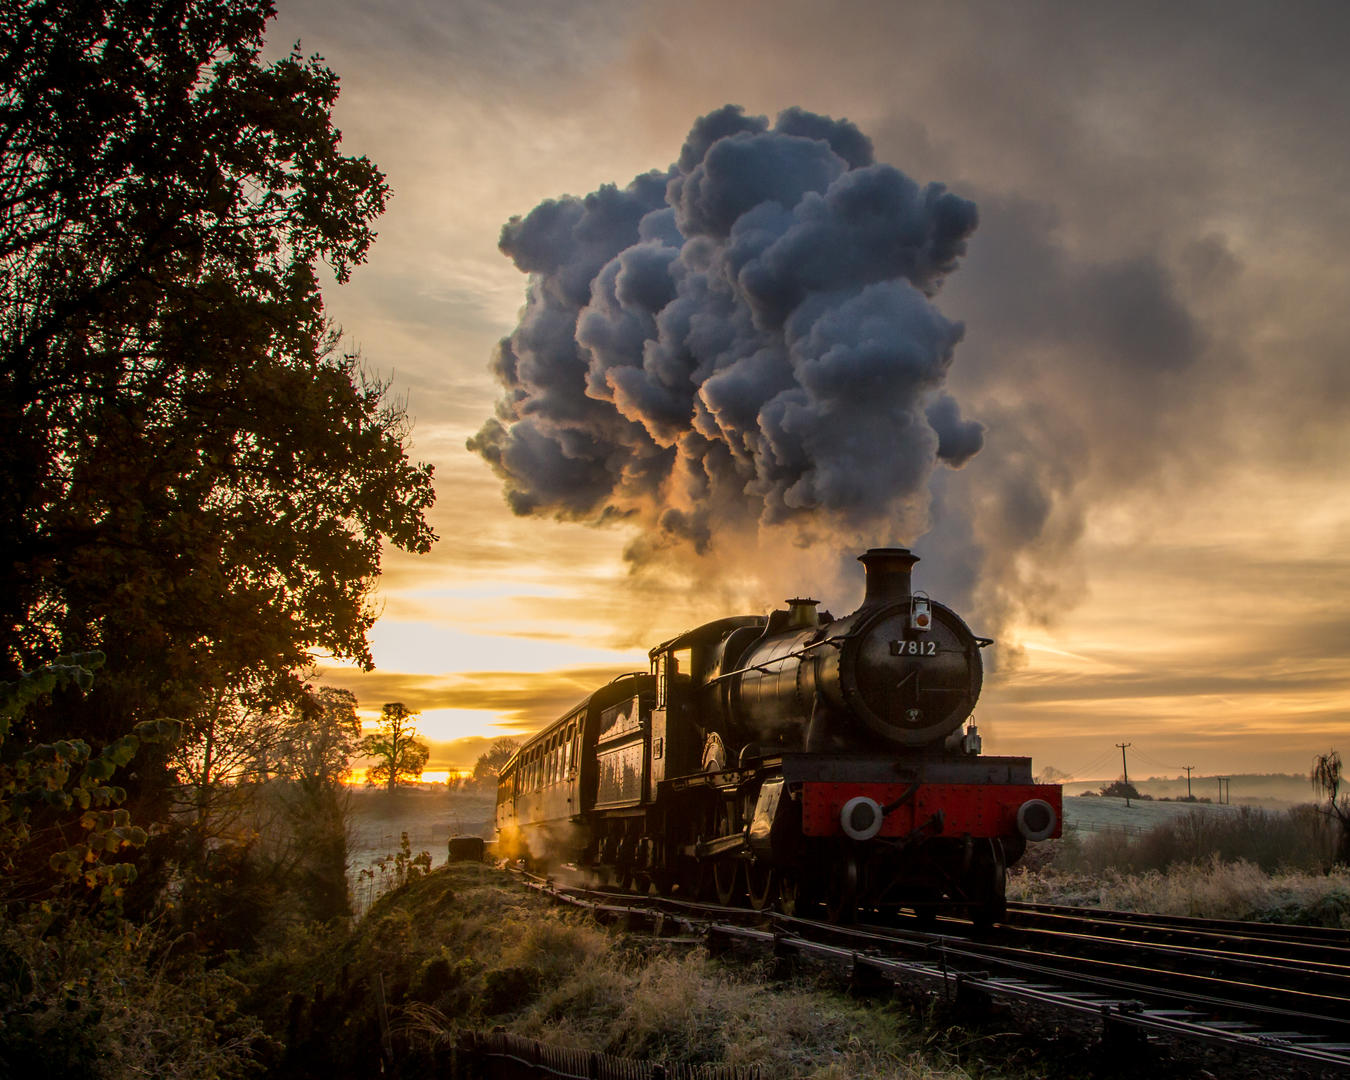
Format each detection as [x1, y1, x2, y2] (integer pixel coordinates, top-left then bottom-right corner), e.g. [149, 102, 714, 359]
[469, 106, 981, 557]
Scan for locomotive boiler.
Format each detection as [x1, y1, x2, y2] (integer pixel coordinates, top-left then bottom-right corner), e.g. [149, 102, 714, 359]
[494, 548, 1061, 925]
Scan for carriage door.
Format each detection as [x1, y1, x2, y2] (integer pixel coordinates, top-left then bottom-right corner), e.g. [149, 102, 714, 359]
[649, 647, 692, 798]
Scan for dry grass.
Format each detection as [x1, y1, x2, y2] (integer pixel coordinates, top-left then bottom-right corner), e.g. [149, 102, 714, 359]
[1011, 803, 1350, 925]
[379, 866, 991, 1080]
[1010, 855, 1350, 925]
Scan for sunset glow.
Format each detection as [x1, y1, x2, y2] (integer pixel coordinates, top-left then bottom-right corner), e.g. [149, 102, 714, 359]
[270, 1, 1350, 785]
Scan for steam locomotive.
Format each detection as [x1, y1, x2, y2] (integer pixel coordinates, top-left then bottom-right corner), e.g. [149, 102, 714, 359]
[494, 548, 1061, 925]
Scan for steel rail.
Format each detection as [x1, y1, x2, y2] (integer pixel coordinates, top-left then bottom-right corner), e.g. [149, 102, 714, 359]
[1006, 899, 1350, 946]
[519, 872, 1350, 1069]
[807, 915, 1350, 1032]
[894, 915, 1350, 989]
[998, 907, 1350, 974]
[716, 919, 1350, 1068]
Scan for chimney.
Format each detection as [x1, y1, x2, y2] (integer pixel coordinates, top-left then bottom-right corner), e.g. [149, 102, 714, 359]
[858, 548, 919, 608]
[786, 597, 820, 628]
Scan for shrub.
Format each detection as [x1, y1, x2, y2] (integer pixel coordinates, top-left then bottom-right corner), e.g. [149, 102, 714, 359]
[1047, 805, 1329, 876]
[0, 905, 264, 1079]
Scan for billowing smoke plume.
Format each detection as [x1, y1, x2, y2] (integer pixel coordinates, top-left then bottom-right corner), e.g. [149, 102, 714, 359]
[469, 106, 982, 564]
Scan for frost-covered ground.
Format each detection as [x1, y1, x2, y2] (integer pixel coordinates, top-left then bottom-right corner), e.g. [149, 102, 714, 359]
[1062, 793, 1247, 835]
[346, 788, 496, 909]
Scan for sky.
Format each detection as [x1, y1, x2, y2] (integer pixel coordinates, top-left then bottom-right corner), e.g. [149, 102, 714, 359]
[265, 0, 1350, 785]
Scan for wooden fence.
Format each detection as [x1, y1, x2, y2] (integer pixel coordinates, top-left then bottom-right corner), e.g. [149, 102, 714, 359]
[1064, 820, 1147, 836]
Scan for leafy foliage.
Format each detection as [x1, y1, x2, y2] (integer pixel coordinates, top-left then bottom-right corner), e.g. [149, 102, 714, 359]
[170, 684, 360, 827]
[0, 904, 264, 1080]
[0, 653, 175, 903]
[361, 703, 430, 792]
[471, 737, 518, 789]
[0, 0, 435, 753]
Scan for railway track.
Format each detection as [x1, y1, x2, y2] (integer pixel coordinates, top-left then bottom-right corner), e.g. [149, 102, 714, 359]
[518, 871, 1350, 1074]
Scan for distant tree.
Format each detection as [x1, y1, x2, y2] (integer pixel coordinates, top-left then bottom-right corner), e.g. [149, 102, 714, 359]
[1099, 780, 1147, 801]
[276, 687, 362, 792]
[1311, 750, 1350, 866]
[273, 686, 361, 919]
[165, 684, 362, 933]
[0, 1, 435, 763]
[472, 738, 519, 788]
[169, 689, 283, 842]
[361, 703, 429, 792]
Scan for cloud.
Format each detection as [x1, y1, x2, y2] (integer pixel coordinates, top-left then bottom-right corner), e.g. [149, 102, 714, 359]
[318, 662, 637, 730]
[470, 105, 982, 584]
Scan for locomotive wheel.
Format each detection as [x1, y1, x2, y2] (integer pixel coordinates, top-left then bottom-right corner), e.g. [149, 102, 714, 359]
[746, 863, 776, 911]
[649, 869, 676, 896]
[909, 887, 940, 928]
[682, 859, 717, 902]
[713, 859, 743, 906]
[969, 840, 1007, 932]
[823, 855, 859, 924]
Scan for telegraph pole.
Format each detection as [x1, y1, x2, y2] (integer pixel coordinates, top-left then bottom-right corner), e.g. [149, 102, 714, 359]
[1183, 765, 1195, 800]
[1117, 742, 1132, 807]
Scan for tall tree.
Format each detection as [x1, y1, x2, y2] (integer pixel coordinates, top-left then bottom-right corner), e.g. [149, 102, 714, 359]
[361, 702, 429, 792]
[0, 1, 435, 755]
[1311, 750, 1350, 866]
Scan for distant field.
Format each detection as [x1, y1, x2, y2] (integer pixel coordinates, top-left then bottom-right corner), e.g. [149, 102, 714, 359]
[1062, 793, 1246, 835]
[346, 788, 496, 909]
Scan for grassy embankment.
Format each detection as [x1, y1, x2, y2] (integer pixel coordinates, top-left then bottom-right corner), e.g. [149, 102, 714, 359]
[242, 860, 1058, 1080]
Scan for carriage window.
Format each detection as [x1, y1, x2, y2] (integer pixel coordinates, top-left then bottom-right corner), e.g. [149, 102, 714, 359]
[564, 725, 573, 775]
